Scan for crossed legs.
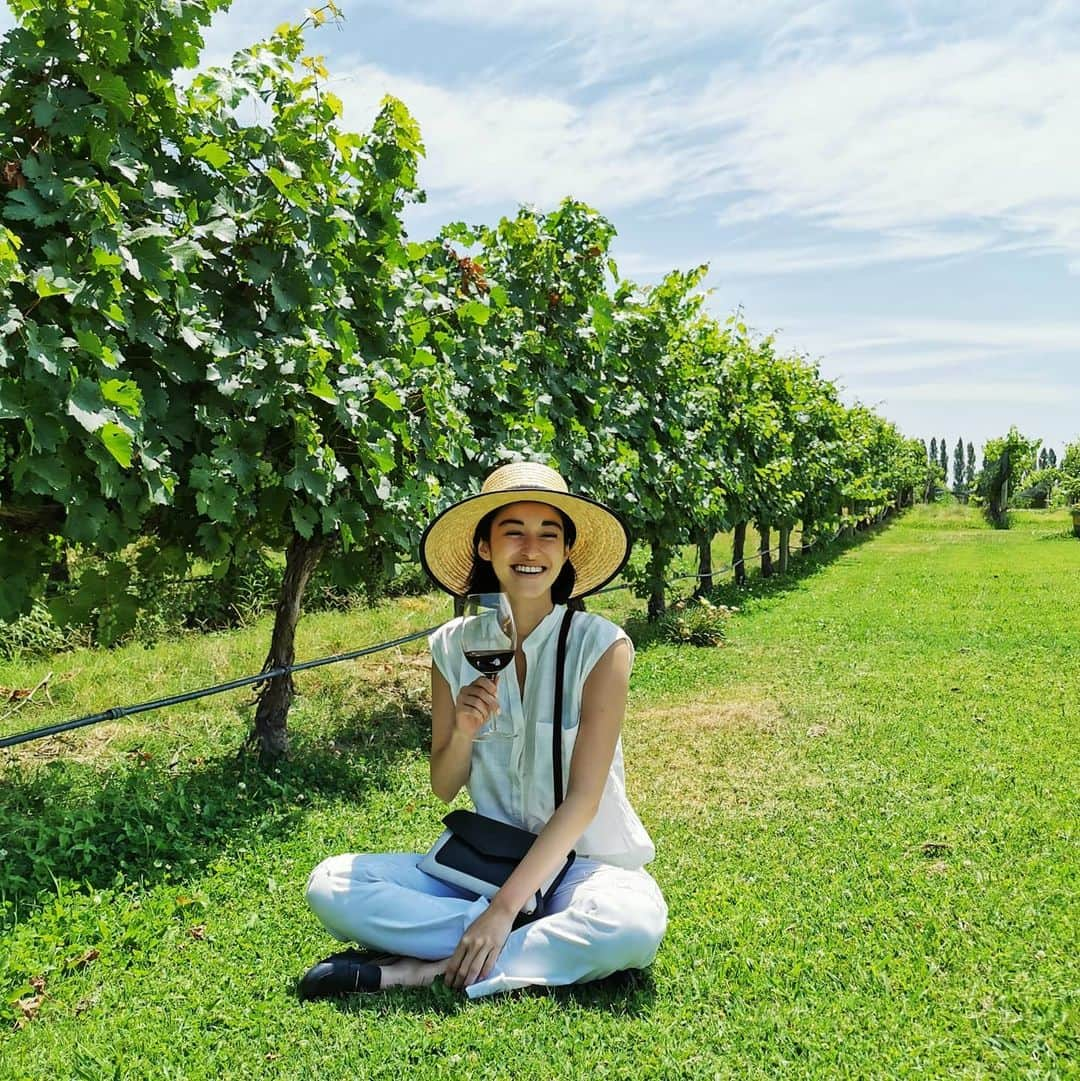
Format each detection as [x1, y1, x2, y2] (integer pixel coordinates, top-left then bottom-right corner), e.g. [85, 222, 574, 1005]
[304, 851, 667, 999]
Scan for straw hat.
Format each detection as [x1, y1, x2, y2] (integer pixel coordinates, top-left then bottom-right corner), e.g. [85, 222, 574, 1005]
[420, 462, 630, 599]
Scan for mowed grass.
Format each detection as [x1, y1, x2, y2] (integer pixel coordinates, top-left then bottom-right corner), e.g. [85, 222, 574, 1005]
[1, 505, 1077, 1079]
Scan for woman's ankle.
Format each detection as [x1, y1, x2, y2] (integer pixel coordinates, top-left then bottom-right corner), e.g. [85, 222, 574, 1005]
[379, 956, 449, 989]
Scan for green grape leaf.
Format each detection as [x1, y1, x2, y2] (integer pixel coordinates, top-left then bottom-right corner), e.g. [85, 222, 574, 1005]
[100, 379, 142, 417]
[99, 422, 134, 467]
[195, 142, 231, 169]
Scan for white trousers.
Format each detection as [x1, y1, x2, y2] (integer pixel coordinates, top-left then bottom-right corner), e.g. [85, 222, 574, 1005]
[305, 852, 668, 1000]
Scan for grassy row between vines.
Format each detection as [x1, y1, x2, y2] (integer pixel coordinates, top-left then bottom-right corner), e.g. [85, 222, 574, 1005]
[1, 505, 1076, 1079]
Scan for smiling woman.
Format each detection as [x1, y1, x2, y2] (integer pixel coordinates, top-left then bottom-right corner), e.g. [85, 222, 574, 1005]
[299, 461, 667, 1000]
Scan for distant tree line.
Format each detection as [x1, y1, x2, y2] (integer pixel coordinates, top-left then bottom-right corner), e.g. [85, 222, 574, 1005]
[957, 429, 1080, 528]
[921, 434, 1076, 511]
[923, 437, 976, 501]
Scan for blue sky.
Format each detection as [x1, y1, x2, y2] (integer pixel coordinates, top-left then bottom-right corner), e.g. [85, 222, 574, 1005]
[4, 1, 1078, 466]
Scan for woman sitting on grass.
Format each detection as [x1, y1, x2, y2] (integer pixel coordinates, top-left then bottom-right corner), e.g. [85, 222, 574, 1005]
[300, 462, 667, 999]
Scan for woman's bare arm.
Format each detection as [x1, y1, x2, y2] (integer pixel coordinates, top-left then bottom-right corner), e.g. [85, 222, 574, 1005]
[430, 665, 499, 803]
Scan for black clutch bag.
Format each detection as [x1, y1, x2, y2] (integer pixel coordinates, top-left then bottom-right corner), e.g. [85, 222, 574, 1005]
[418, 608, 576, 922]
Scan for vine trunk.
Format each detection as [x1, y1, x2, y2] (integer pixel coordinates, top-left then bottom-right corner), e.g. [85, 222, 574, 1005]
[250, 533, 326, 760]
[732, 522, 747, 586]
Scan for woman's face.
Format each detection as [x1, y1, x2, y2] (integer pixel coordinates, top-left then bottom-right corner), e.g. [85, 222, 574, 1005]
[477, 501, 571, 599]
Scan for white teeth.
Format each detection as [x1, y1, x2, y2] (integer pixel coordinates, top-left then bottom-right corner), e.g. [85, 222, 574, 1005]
[513, 565, 544, 574]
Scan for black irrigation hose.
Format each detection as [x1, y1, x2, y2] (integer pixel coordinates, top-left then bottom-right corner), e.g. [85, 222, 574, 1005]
[1, 512, 887, 751]
[0, 626, 439, 750]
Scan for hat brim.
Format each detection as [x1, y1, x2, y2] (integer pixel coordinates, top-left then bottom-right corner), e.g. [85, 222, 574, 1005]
[420, 486, 631, 599]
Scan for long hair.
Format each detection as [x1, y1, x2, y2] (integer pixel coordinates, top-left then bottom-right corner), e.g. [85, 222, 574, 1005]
[464, 504, 581, 606]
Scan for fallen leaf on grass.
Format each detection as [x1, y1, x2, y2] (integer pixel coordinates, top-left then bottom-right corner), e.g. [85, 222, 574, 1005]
[15, 995, 44, 1027]
[0, 686, 34, 701]
[919, 841, 952, 857]
[925, 860, 949, 874]
[66, 948, 100, 969]
[73, 993, 99, 1016]
[806, 724, 828, 738]
[189, 924, 207, 941]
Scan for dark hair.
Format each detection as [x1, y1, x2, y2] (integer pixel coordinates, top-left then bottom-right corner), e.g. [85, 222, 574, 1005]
[465, 503, 578, 604]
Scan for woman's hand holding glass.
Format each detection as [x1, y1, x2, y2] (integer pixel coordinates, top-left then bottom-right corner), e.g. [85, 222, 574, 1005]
[453, 676, 501, 739]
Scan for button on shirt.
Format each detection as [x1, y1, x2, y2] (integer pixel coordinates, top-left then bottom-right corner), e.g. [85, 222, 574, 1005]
[429, 605, 656, 870]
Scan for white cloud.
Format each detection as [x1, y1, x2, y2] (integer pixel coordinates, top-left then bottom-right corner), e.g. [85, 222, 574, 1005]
[329, 65, 710, 211]
[765, 316, 1079, 402]
[790, 318, 1080, 354]
[393, 0, 806, 85]
[865, 380, 1080, 405]
[368, 1, 1079, 90]
[706, 38, 1080, 259]
[8, 0, 1080, 280]
[319, 12, 1080, 271]
[705, 227, 998, 277]
[9, 1, 1080, 272]
[815, 348, 1009, 377]
[392, 0, 794, 37]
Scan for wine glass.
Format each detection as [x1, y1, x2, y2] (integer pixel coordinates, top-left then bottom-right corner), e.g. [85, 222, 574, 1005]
[460, 593, 517, 741]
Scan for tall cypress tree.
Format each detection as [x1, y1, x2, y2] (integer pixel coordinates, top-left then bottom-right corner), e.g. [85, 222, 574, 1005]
[939, 437, 948, 484]
[953, 438, 966, 501]
[1049, 448, 1058, 468]
[930, 437, 938, 467]
[967, 442, 976, 488]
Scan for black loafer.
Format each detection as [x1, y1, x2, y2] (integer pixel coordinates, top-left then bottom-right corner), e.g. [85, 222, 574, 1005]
[298, 949, 397, 1000]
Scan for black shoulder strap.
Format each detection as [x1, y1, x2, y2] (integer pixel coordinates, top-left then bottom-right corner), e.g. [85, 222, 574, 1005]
[552, 607, 574, 810]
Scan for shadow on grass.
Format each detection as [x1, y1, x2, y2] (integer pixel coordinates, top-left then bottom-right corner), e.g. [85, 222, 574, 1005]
[0, 695, 432, 927]
[623, 512, 902, 651]
[310, 965, 658, 1018]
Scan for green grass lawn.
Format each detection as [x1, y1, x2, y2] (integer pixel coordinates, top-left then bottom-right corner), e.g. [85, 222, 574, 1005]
[1, 505, 1077, 1079]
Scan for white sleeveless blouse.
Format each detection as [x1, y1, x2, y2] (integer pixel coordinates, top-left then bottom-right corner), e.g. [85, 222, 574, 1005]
[428, 605, 656, 870]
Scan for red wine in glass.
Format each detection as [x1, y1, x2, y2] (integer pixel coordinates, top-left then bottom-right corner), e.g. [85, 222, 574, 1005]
[462, 648, 514, 675]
